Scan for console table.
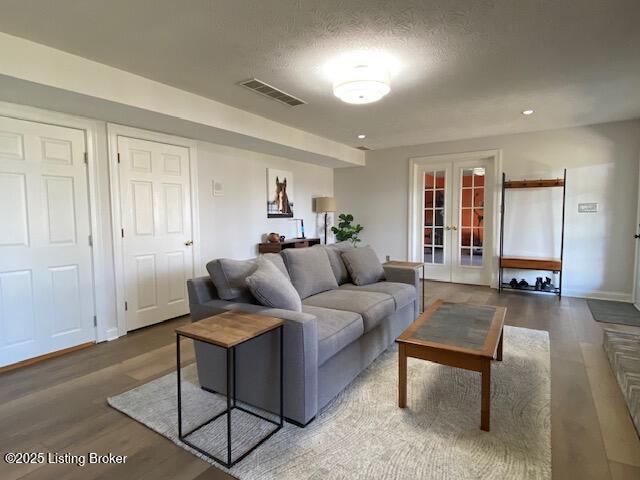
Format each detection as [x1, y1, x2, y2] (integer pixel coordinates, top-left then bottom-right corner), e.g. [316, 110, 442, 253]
[258, 237, 321, 254]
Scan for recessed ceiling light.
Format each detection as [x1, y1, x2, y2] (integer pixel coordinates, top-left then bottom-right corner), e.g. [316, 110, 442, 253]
[358, 134, 366, 139]
[522, 109, 535, 115]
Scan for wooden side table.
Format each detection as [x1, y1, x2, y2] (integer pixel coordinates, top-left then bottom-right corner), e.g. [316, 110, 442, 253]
[383, 261, 426, 313]
[175, 311, 283, 468]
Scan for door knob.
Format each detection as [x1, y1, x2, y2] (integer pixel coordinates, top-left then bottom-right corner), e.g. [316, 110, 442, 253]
[184, 240, 193, 246]
[445, 225, 451, 230]
[451, 225, 458, 231]
[635, 234, 640, 239]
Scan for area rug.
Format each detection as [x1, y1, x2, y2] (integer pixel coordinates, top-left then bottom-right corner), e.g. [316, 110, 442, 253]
[108, 326, 550, 479]
[587, 299, 640, 327]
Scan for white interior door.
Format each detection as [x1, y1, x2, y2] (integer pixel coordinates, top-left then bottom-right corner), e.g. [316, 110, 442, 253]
[450, 159, 493, 285]
[0, 116, 95, 367]
[117, 136, 193, 331]
[421, 163, 452, 282]
[419, 157, 494, 286]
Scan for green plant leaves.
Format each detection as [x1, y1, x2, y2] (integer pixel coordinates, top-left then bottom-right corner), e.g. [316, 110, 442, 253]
[331, 213, 363, 245]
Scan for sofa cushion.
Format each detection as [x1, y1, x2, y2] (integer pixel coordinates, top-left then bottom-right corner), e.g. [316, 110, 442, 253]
[341, 246, 385, 286]
[313, 244, 351, 285]
[246, 257, 302, 312]
[340, 282, 416, 311]
[281, 248, 338, 299]
[302, 305, 363, 366]
[302, 289, 394, 333]
[206, 258, 256, 301]
[261, 253, 290, 279]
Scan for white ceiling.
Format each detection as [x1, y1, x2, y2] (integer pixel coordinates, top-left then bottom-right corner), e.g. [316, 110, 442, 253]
[0, 0, 639, 150]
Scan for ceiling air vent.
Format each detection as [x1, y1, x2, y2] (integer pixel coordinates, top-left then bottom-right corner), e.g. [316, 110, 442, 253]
[356, 146, 371, 151]
[239, 78, 306, 107]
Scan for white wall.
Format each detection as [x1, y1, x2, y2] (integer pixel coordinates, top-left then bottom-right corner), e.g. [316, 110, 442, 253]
[195, 141, 334, 268]
[335, 120, 640, 300]
[0, 101, 334, 341]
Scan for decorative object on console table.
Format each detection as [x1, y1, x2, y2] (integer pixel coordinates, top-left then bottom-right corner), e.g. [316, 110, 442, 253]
[175, 311, 283, 467]
[331, 213, 364, 245]
[267, 232, 280, 243]
[313, 196, 337, 244]
[498, 169, 566, 298]
[293, 218, 305, 239]
[267, 168, 294, 218]
[383, 261, 425, 312]
[258, 237, 321, 254]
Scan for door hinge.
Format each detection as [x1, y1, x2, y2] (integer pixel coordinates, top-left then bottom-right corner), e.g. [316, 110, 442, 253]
[121, 228, 125, 238]
[84, 152, 88, 164]
[117, 152, 121, 164]
[124, 301, 128, 311]
[93, 315, 97, 327]
[88, 234, 93, 247]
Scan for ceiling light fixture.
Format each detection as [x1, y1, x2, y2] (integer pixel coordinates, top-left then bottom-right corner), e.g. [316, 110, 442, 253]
[357, 134, 366, 139]
[332, 64, 390, 104]
[522, 109, 534, 115]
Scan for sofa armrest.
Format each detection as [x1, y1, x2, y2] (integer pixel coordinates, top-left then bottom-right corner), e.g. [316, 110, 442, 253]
[187, 276, 219, 305]
[383, 265, 420, 289]
[191, 299, 319, 425]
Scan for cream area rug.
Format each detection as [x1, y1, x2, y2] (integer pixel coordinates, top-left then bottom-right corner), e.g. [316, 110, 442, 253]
[108, 326, 550, 479]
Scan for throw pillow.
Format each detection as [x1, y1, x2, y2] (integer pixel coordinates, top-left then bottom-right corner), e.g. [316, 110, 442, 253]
[341, 246, 386, 286]
[245, 257, 302, 311]
[206, 258, 256, 301]
[313, 244, 351, 285]
[281, 247, 339, 299]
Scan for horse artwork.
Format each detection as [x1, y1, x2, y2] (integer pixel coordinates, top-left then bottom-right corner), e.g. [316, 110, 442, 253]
[267, 168, 294, 218]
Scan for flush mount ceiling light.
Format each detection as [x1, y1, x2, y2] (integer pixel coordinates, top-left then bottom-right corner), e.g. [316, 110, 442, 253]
[522, 109, 535, 115]
[357, 134, 366, 139]
[332, 64, 390, 104]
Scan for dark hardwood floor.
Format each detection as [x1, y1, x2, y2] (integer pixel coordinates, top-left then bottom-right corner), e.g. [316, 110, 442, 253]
[1, 282, 639, 479]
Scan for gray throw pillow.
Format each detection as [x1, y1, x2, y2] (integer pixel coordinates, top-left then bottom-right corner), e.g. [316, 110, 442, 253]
[206, 255, 289, 301]
[341, 246, 386, 286]
[313, 244, 351, 285]
[246, 257, 302, 311]
[281, 247, 338, 299]
[206, 258, 256, 301]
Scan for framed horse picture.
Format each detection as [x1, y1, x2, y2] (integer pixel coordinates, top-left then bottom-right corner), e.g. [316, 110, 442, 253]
[267, 168, 294, 218]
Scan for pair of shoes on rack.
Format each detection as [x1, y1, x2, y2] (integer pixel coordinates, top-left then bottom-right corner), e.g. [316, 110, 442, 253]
[535, 277, 554, 291]
[509, 278, 529, 289]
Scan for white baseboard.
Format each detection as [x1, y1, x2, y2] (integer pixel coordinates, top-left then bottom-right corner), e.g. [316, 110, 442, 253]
[105, 327, 120, 341]
[560, 289, 631, 302]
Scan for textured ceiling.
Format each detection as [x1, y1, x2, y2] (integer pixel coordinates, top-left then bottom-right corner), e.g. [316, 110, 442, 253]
[0, 0, 639, 150]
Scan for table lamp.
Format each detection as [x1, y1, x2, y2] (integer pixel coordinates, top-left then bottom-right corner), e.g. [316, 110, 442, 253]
[314, 197, 336, 244]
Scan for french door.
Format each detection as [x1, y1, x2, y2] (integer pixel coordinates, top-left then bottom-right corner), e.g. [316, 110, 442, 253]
[420, 158, 494, 285]
[0, 116, 95, 367]
[117, 136, 194, 331]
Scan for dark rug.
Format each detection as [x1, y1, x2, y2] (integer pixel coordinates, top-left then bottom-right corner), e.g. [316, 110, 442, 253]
[587, 299, 640, 327]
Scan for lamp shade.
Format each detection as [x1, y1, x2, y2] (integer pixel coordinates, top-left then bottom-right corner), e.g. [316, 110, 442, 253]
[314, 196, 336, 213]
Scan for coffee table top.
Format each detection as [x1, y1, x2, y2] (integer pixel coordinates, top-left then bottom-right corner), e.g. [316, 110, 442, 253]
[397, 299, 506, 358]
[175, 311, 283, 348]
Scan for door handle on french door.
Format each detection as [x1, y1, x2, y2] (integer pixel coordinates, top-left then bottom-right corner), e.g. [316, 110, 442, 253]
[184, 240, 193, 246]
[635, 234, 640, 239]
[451, 225, 458, 231]
[445, 225, 451, 230]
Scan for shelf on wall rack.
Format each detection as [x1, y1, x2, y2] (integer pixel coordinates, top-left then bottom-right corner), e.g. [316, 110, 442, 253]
[500, 256, 562, 272]
[503, 179, 564, 189]
[500, 283, 560, 295]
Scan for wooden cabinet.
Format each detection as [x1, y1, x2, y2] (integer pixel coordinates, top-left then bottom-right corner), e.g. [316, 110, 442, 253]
[258, 238, 321, 254]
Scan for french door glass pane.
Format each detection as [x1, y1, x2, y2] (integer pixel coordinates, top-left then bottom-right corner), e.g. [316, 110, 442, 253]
[423, 169, 446, 264]
[459, 167, 485, 266]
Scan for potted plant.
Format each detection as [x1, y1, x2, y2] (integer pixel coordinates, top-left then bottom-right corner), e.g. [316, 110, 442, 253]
[331, 213, 364, 246]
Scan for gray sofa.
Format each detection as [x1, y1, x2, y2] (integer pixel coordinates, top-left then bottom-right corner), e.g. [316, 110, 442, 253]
[186, 244, 420, 426]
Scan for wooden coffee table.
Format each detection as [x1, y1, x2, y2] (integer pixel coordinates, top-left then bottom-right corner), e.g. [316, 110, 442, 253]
[396, 299, 506, 431]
